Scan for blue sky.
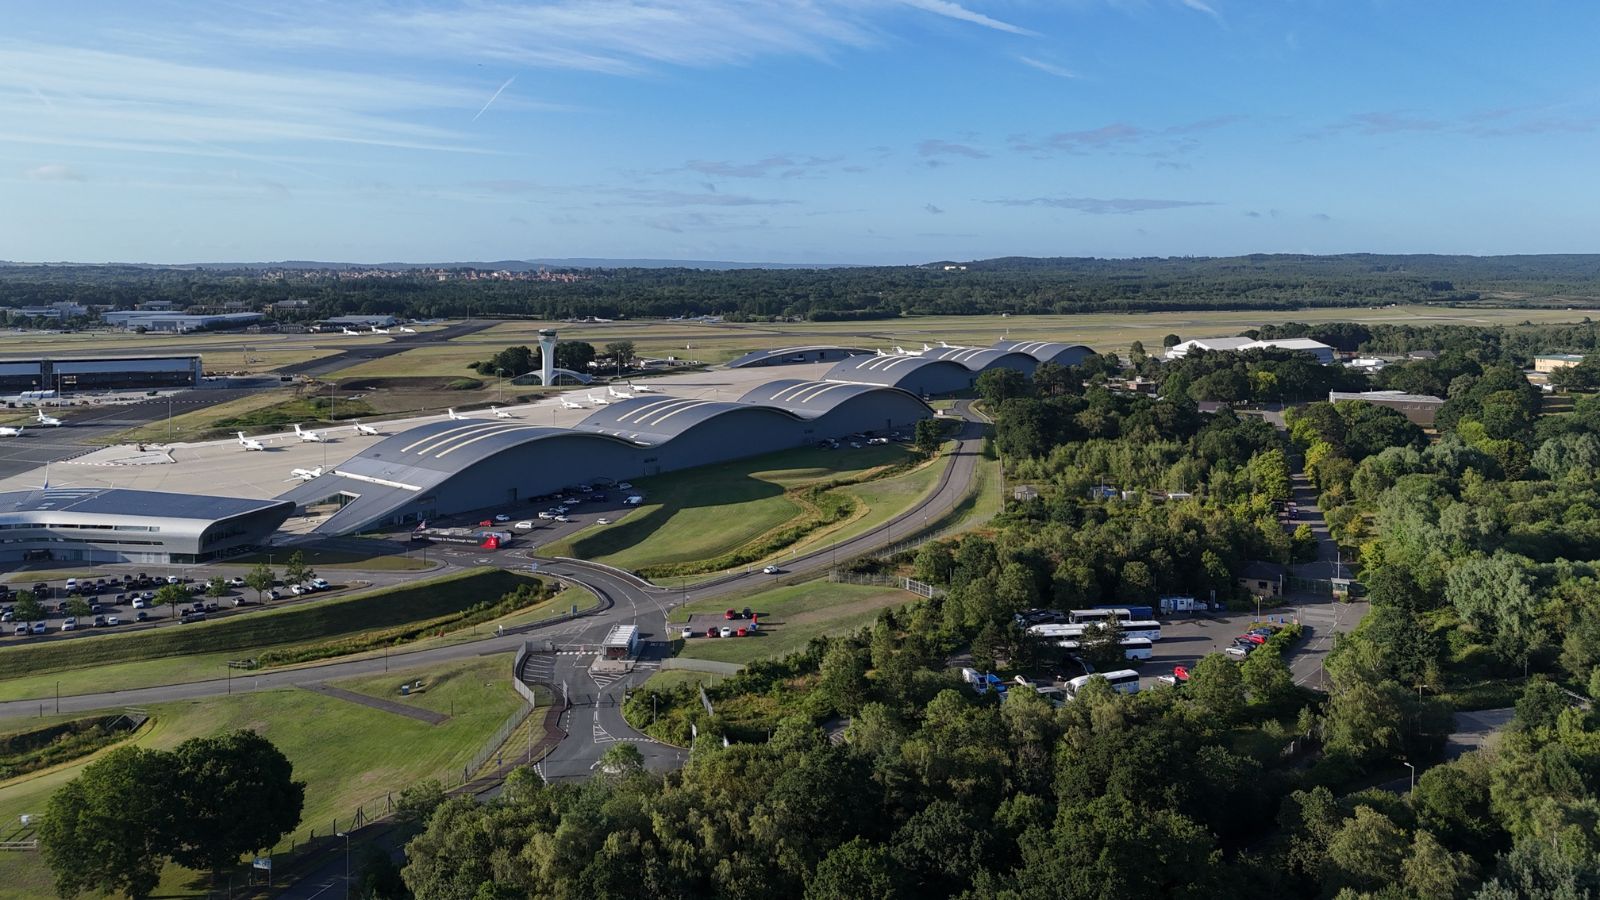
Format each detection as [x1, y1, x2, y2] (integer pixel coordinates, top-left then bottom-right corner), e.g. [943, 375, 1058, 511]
[3, 1, 1598, 264]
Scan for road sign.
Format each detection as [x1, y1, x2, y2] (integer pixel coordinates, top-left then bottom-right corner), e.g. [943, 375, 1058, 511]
[252, 857, 272, 871]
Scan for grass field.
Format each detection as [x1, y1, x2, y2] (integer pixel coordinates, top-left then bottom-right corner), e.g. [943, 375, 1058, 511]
[0, 654, 521, 899]
[671, 581, 915, 666]
[0, 568, 534, 681]
[542, 444, 913, 572]
[785, 448, 950, 558]
[233, 544, 434, 571]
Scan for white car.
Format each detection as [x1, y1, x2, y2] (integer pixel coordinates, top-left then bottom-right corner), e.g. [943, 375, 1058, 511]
[166, 575, 180, 584]
[131, 598, 147, 609]
[61, 617, 77, 631]
[30, 621, 46, 635]
[1223, 645, 1249, 659]
[617, 482, 633, 490]
[106, 616, 120, 626]
[596, 517, 612, 525]
[680, 626, 694, 639]
[761, 565, 780, 575]
[537, 511, 555, 520]
[290, 584, 305, 596]
[494, 514, 511, 522]
[719, 626, 734, 638]
[513, 521, 534, 531]
[229, 576, 245, 587]
[555, 515, 570, 523]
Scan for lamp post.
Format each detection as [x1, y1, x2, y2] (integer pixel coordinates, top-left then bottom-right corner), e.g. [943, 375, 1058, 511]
[336, 831, 351, 899]
[1403, 761, 1416, 794]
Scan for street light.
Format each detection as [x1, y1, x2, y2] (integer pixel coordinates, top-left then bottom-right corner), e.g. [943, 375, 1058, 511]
[1402, 761, 1416, 794]
[336, 831, 351, 899]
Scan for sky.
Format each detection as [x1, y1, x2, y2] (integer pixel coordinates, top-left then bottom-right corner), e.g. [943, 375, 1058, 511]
[2, 1, 1599, 265]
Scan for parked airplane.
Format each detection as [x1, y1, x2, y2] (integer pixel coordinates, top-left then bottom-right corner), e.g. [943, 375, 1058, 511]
[34, 410, 62, 427]
[607, 386, 634, 400]
[447, 408, 472, 421]
[628, 382, 658, 393]
[587, 393, 610, 406]
[293, 423, 325, 443]
[288, 466, 324, 482]
[352, 421, 379, 436]
[341, 327, 361, 336]
[236, 432, 264, 451]
[560, 399, 586, 410]
[398, 326, 417, 334]
[369, 325, 390, 334]
[491, 406, 514, 419]
[0, 425, 24, 437]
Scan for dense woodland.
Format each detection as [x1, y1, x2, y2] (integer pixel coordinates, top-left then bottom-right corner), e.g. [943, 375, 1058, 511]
[379, 351, 1600, 899]
[7, 254, 1600, 321]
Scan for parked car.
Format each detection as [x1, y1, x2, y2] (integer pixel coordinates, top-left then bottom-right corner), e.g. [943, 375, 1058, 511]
[478, 519, 494, 528]
[92, 615, 107, 627]
[494, 514, 511, 522]
[724, 609, 737, 620]
[269, 589, 282, 601]
[719, 626, 734, 638]
[229, 576, 246, 587]
[135, 611, 148, 622]
[705, 627, 719, 638]
[741, 607, 753, 618]
[180, 611, 207, 624]
[617, 482, 632, 490]
[554, 515, 570, 523]
[680, 626, 694, 639]
[30, 621, 46, 635]
[310, 578, 330, 590]
[60, 617, 77, 631]
[596, 517, 612, 525]
[290, 584, 305, 596]
[513, 520, 534, 531]
[166, 575, 180, 584]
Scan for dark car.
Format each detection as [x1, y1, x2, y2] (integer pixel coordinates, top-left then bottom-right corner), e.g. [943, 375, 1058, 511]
[135, 611, 148, 622]
[180, 612, 207, 624]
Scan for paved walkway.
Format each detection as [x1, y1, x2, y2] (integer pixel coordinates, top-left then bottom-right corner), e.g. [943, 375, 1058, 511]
[300, 683, 448, 725]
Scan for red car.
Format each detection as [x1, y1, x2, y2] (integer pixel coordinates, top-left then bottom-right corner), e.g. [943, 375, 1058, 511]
[724, 609, 737, 620]
[706, 628, 719, 638]
[1240, 633, 1267, 645]
[736, 628, 748, 637]
[478, 519, 494, 527]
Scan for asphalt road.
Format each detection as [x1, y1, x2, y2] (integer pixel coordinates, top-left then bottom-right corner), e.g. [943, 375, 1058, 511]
[278, 320, 497, 378]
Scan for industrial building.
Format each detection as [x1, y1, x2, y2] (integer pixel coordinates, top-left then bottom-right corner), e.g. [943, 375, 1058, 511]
[0, 487, 293, 564]
[102, 311, 264, 332]
[1534, 353, 1586, 373]
[1328, 389, 1445, 426]
[988, 339, 1096, 368]
[917, 345, 1039, 376]
[726, 346, 874, 368]
[1165, 336, 1335, 364]
[0, 356, 202, 394]
[323, 315, 403, 328]
[277, 383, 933, 535]
[821, 354, 976, 396]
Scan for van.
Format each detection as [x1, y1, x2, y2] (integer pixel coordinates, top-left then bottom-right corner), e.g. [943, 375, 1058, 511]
[180, 611, 207, 624]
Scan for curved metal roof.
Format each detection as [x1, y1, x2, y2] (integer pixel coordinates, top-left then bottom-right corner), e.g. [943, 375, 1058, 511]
[821, 353, 973, 387]
[725, 345, 874, 368]
[989, 339, 1095, 364]
[736, 379, 933, 418]
[575, 395, 803, 445]
[315, 419, 640, 491]
[918, 346, 1038, 372]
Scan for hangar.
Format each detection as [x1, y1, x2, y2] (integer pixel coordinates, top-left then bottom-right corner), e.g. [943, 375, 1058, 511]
[917, 346, 1039, 377]
[726, 346, 874, 368]
[278, 386, 932, 535]
[822, 354, 975, 396]
[989, 339, 1096, 368]
[0, 487, 292, 564]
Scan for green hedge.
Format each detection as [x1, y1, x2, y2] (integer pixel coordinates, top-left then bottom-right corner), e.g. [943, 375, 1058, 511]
[0, 569, 536, 680]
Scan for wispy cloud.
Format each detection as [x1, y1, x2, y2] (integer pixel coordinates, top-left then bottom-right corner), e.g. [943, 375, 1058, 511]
[1178, 0, 1222, 22]
[1018, 56, 1080, 79]
[919, 139, 989, 159]
[1011, 116, 1242, 157]
[987, 195, 1216, 214]
[683, 155, 843, 178]
[925, 203, 945, 214]
[472, 76, 517, 122]
[24, 163, 84, 181]
[896, 0, 1036, 36]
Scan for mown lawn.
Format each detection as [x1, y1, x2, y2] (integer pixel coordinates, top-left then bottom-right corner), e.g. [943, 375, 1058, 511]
[0, 655, 521, 899]
[545, 444, 910, 571]
[672, 581, 916, 666]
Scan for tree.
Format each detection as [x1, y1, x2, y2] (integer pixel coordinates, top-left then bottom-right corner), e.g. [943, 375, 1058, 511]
[1079, 620, 1127, 672]
[1290, 523, 1318, 563]
[1162, 333, 1182, 347]
[205, 576, 228, 599]
[976, 368, 1029, 405]
[1240, 643, 1294, 706]
[65, 596, 91, 619]
[914, 418, 942, 455]
[597, 742, 645, 776]
[395, 779, 446, 825]
[11, 591, 42, 623]
[1322, 806, 1408, 896]
[40, 746, 177, 900]
[553, 340, 596, 372]
[1128, 340, 1147, 363]
[1186, 653, 1245, 725]
[604, 340, 637, 368]
[169, 730, 306, 876]
[1402, 829, 1477, 900]
[245, 563, 276, 603]
[807, 837, 900, 900]
[156, 583, 188, 620]
[1322, 676, 1406, 763]
[283, 550, 314, 588]
[817, 642, 869, 716]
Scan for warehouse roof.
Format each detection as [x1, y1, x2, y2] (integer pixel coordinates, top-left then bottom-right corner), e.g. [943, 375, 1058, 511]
[989, 339, 1096, 363]
[918, 346, 1038, 371]
[822, 353, 973, 387]
[323, 419, 638, 487]
[737, 379, 933, 417]
[575, 395, 802, 445]
[725, 346, 874, 368]
[0, 487, 287, 521]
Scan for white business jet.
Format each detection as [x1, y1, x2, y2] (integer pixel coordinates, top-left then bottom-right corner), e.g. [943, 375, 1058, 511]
[491, 406, 514, 419]
[586, 393, 610, 406]
[341, 327, 361, 336]
[369, 325, 390, 335]
[628, 382, 658, 394]
[607, 386, 634, 400]
[399, 326, 417, 334]
[0, 425, 24, 437]
[352, 420, 379, 436]
[236, 432, 264, 451]
[560, 398, 586, 410]
[293, 423, 325, 443]
[288, 466, 324, 482]
[447, 408, 472, 421]
[34, 410, 62, 427]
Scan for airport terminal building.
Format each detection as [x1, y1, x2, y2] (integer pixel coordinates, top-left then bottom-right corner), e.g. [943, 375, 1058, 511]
[0, 488, 294, 564]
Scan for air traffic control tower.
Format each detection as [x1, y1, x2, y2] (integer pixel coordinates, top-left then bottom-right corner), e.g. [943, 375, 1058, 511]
[538, 328, 558, 386]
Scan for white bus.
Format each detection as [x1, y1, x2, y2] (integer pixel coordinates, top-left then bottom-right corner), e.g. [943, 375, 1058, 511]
[1069, 608, 1130, 625]
[1028, 623, 1085, 638]
[1066, 669, 1141, 697]
[1054, 639, 1154, 662]
[1120, 621, 1162, 642]
[1042, 620, 1160, 642]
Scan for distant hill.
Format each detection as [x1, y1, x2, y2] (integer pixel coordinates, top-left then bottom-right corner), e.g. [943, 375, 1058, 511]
[174, 258, 853, 272]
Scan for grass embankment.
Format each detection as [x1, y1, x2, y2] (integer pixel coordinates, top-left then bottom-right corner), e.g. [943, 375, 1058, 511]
[233, 544, 434, 571]
[672, 581, 916, 667]
[0, 569, 536, 682]
[103, 388, 376, 444]
[545, 444, 923, 576]
[0, 655, 522, 900]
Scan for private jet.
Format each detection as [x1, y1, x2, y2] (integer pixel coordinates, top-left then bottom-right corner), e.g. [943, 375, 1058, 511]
[560, 399, 586, 410]
[369, 325, 390, 335]
[34, 410, 63, 427]
[607, 386, 634, 400]
[293, 423, 325, 443]
[0, 425, 24, 437]
[398, 326, 417, 334]
[586, 393, 610, 406]
[492, 407, 514, 419]
[341, 327, 362, 336]
[447, 408, 473, 421]
[236, 432, 265, 451]
[288, 466, 324, 482]
[352, 421, 379, 436]
[628, 382, 658, 394]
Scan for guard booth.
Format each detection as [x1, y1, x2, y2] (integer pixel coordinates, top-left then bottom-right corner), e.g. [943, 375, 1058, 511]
[601, 624, 640, 661]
